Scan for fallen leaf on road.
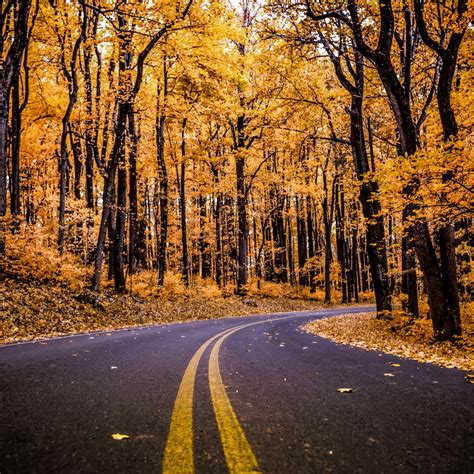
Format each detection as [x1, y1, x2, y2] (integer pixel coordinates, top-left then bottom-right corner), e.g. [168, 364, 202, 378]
[111, 366, 118, 369]
[337, 388, 352, 393]
[390, 363, 401, 367]
[384, 373, 395, 377]
[111, 433, 130, 440]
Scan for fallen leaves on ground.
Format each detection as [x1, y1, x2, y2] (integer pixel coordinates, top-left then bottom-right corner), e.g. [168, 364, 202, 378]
[304, 312, 473, 372]
[337, 388, 353, 393]
[111, 433, 130, 440]
[0, 276, 323, 344]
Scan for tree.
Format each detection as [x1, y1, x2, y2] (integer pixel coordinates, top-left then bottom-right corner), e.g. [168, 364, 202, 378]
[0, 0, 33, 252]
[91, 0, 195, 292]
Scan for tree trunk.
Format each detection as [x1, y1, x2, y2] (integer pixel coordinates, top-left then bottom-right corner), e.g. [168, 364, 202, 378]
[10, 75, 21, 222]
[57, 6, 85, 255]
[306, 196, 316, 292]
[235, 148, 248, 293]
[324, 220, 332, 305]
[199, 194, 211, 279]
[180, 118, 189, 286]
[92, 102, 129, 291]
[113, 134, 127, 293]
[296, 196, 308, 286]
[83, 45, 95, 210]
[0, 0, 32, 253]
[335, 187, 347, 303]
[128, 109, 139, 275]
[156, 112, 168, 287]
[0, 93, 9, 239]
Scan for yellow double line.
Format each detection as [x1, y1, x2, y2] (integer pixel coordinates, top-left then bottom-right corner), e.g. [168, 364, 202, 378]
[163, 318, 291, 473]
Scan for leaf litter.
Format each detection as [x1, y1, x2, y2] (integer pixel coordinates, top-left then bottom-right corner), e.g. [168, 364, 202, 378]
[304, 312, 473, 372]
[0, 277, 322, 344]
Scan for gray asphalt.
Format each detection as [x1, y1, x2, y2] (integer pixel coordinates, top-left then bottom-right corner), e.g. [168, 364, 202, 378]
[1, 306, 472, 473]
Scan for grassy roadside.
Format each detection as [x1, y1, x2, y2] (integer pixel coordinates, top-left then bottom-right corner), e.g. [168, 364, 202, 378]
[303, 310, 473, 372]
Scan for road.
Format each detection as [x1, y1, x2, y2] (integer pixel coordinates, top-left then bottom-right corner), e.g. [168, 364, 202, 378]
[1, 306, 472, 473]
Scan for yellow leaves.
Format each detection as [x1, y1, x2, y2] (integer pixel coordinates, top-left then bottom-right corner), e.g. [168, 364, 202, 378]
[376, 139, 474, 228]
[337, 388, 353, 393]
[111, 433, 130, 440]
[304, 311, 473, 372]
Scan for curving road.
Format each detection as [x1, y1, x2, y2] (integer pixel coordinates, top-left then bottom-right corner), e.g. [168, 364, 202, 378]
[1, 306, 472, 473]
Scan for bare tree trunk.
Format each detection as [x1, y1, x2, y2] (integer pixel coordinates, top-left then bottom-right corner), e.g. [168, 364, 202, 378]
[128, 109, 138, 275]
[210, 163, 222, 286]
[296, 195, 308, 286]
[180, 118, 189, 286]
[92, 102, 129, 291]
[0, 0, 33, 252]
[156, 77, 168, 287]
[10, 75, 21, 222]
[306, 196, 316, 292]
[199, 194, 211, 279]
[57, 5, 86, 255]
[235, 143, 248, 293]
[335, 186, 347, 303]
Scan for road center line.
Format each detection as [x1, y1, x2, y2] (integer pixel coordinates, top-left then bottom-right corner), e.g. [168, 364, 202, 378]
[162, 325, 237, 474]
[162, 314, 303, 473]
[209, 325, 261, 473]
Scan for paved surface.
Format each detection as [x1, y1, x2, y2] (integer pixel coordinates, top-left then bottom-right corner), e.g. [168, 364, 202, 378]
[1, 306, 472, 473]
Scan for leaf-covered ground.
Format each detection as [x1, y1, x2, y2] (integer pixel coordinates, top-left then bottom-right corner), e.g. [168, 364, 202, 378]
[304, 311, 473, 372]
[0, 277, 324, 344]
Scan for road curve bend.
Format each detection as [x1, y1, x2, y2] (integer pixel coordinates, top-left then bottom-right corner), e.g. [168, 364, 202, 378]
[1, 306, 472, 473]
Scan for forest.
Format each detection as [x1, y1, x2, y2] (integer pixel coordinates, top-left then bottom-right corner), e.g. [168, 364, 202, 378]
[0, 0, 472, 342]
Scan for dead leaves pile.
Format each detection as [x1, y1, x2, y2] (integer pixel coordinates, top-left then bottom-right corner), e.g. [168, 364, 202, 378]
[304, 312, 473, 372]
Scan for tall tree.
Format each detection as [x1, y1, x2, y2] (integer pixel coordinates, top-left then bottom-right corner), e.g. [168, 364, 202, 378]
[91, 0, 194, 291]
[0, 0, 33, 252]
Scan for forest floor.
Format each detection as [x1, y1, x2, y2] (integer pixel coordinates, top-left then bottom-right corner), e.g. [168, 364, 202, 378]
[304, 310, 473, 372]
[0, 247, 332, 344]
[0, 267, 326, 344]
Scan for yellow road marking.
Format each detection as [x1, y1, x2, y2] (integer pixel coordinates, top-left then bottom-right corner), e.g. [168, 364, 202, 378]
[162, 326, 240, 473]
[163, 315, 294, 473]
[209, 326, 261, 473]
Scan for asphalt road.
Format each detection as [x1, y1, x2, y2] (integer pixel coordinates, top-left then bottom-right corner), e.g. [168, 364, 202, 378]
[1, 306, 472, 473]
